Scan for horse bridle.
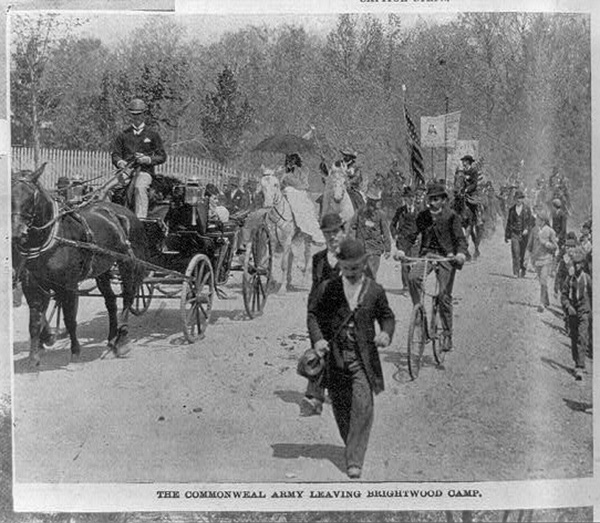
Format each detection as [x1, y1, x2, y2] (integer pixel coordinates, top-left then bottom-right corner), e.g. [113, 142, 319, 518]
[12, 178, 61, 260]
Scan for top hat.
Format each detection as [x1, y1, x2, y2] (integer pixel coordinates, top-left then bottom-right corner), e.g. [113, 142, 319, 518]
[127, 98, 147, 114]
[320, 213, 344, 233]
[228, 176, 240, 187]
[336, 238, 368, 264]
[426, 183, 448, 199]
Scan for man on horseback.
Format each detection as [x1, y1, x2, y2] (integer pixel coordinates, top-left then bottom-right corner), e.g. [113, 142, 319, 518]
[340, 149, 365, 212]
[102, 98, 167, 218]
[459, 155, 483, 226]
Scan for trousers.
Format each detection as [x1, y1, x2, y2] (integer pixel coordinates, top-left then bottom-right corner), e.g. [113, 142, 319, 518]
[408, 259, 456, 333]
[134, 171, 152, 219]
[568, 309, 590, 369]
[510, 234, 529, 276]
[328, 349, 374, 470]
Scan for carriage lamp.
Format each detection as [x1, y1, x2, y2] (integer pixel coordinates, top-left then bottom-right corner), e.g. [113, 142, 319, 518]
[186, 177, 201, 226]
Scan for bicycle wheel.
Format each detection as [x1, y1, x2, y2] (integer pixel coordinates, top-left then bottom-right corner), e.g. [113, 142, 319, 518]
[431, 296, 447, 365]
[407, 304, 427, 380]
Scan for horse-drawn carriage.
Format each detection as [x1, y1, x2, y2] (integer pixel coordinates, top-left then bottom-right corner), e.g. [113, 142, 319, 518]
[12, 165, 273, 366]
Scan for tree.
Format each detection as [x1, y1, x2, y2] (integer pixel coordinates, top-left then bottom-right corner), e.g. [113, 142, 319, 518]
[10, 13, 86, 163]
[200, 66, 253, 163]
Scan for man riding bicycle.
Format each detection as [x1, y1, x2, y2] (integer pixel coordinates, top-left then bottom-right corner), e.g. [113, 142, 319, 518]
[394, 183, 467, 352]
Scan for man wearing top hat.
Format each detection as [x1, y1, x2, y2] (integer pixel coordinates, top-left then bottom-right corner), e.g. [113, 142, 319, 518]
[504, 190, 535, 278]
[348, 185, 391, 280]
[307, 237, 395, 479]
[110, 98, 167, 218]
[395, 182, 467, 352]
[390, 186, 420, 292]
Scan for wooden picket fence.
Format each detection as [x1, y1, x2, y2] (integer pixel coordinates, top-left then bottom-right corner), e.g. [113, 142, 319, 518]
[11, 147, 250, 189]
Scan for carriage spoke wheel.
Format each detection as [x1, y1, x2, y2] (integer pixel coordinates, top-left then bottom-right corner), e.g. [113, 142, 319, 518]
[407, 304, 427, 380]
[243, 224, 273, 318]
[431, 297, 447, 365]
[130, 280, 154, 316]
[180, 254, 214, 343]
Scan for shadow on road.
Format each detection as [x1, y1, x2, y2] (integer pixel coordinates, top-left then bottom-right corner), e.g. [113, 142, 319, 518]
[489, 272, 517, 280]
[271, 443, 346, 473]
[209, 309, 249, 323]
[508, 300, 539, 310]
[563, 398, 592, 414]
[13, 344, 107, 374]
[541, 319, 566, 337]
[273, 389, 304, 407]
[540, 356, 574, 377]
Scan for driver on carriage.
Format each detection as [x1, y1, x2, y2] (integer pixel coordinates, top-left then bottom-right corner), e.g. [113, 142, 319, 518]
[458, 154, 483, 226]
[100, 98, 167, 219]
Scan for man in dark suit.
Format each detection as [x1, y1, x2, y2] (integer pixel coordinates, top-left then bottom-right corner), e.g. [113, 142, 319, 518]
[301, 213, 346, 417]
[227, 176, 250, 215]
[395, 183, 467, 351]
[390, 186, 420, 291]
[504, 190, 535, 277]
[308, 238, 395, 479]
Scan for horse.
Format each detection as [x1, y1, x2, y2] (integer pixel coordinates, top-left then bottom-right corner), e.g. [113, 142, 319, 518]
[320, 164, 355, 225]
[451, 190, 482, 261]
[11, 163, 147, 366]
[260, 173, 315, 292]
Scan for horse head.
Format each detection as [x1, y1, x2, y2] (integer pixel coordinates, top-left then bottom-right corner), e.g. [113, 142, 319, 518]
[260, 172, 282, 208]
[326, 165, 347, 203]
[11, 163, 54, 246]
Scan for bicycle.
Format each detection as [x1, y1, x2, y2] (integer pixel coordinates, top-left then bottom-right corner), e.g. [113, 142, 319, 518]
[398, 255, 455, 380]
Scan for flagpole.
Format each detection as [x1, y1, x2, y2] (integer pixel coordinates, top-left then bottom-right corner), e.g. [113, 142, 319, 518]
[444, 96, 449, 183]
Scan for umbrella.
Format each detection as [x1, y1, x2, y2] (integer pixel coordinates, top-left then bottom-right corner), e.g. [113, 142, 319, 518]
[252, 134, 315, 155]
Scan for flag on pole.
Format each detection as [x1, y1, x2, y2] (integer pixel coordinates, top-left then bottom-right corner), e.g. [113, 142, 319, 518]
[404, 104, 425, 186]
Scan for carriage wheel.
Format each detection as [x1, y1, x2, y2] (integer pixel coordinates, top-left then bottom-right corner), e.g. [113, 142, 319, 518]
[180, 254, 214, 343]
[243, 224, 273, 318]
[130, 280, 154, 316]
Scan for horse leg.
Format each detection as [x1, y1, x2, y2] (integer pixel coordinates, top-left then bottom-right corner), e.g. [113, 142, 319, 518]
[22, 284, 49, 366]
[302, 233, 312, 280]
[473, 227, 481, 259]
[114, 262, 139, 357]
[58, 290, 82, 362]
[96, 272, 119, 355]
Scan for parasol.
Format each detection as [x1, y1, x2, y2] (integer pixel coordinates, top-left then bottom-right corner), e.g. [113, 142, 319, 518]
[252, 134, 315, 155]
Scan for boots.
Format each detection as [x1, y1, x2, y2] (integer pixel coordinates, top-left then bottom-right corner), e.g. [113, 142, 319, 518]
[538, 285, 549, 312]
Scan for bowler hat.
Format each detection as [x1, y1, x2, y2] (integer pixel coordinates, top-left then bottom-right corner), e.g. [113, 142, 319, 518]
[296, 347, 325, 379]
[426, 183, 448, 199]
[127, 98, 147, 114]
[461, 155, 475, 163]
[366, 186, 382, 201]
[336, 238, 368, 263]
[514, 190, 525, 199]
[340, 149, 358, 159]
[204, 183, 220, 197]
[320, 213, 343, 232]
[56, 176, 70, 188]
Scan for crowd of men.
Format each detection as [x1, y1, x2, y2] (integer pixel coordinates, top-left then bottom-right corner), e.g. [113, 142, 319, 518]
[49, 98, 593, 476]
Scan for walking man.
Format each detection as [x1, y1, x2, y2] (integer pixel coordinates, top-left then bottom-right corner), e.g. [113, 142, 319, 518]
[504, 190, 535, 278]
[395, 182, 467, 351]
[300, 213, 346, 417]
[308, 238, 395, 479]
[109, 98, 167, 218]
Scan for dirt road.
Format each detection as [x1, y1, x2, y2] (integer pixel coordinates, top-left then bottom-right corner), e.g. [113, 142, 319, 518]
[11, 227, 592, 483]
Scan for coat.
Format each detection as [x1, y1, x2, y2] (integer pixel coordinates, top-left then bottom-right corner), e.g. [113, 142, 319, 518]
[111, 125, 167, 176]
[415, 207, 468, 258]
[307, 276, 395, 395]
[505, 204, 535, 241]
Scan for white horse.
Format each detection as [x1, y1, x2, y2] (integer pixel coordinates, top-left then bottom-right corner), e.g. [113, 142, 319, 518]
[320, 164, 355, 225]
[260, 173, 314, 293]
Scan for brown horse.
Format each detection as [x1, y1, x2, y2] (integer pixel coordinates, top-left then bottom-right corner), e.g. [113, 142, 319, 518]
[11, 164, 147, 366]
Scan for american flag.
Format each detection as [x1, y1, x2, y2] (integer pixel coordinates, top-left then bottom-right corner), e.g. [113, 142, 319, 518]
[404, 104, 425, 186]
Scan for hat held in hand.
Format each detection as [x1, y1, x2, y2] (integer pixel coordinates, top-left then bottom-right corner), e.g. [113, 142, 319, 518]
[297, 347, 325, 379]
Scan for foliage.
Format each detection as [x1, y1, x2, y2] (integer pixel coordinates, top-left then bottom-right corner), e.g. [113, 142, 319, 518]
[200, 66, 253, 164]
[9, 11, 591, 223]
